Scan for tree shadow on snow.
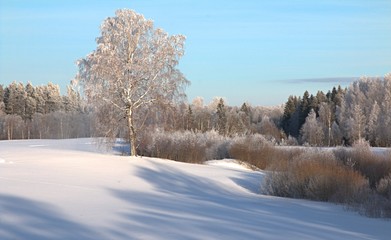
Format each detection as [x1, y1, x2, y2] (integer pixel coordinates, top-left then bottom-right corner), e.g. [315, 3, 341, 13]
[105, 161, 387, 240]
[106, 161, 266, 239]
[230, 174, 263, 194]
[0, 194, 99, 240]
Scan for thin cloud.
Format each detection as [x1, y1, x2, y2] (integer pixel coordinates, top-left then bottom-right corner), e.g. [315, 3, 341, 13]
[283, 77, 358, 84]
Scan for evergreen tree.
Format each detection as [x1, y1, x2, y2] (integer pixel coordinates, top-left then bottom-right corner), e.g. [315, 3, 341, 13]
[4, 82, 26, 117]
[63, 85, 81, 112]
[45, 82, 62, 113]
[299, 90, 311, 131]
[281, 95, 299, 137]
[185, 105, 194, 131]
[240, 102, 250, 117]
[239, 102, 251, 132]
[216, 98, 227, 135]
[25, 82, 37, 121]
[35, 86, 47, 114]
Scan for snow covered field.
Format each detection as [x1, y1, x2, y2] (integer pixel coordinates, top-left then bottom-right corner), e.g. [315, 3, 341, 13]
[1, 139, 390, 240]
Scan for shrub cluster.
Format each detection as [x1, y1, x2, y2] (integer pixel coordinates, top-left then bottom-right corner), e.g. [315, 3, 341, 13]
[138, 130, 230, 163]
[334, 140, 391, 189]
[262, 150, 368, 203]
[229, 135, 303, 170]
[262, 143, 391, 218]
[138, 130, 391, 218]
[229, 134, 272, 169]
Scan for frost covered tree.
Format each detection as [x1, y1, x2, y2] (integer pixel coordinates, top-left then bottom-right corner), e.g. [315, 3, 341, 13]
[63, 85, 82, 113]
[44, 83, 62, 113]
[4, 82, 26, 116]
[216, 98, 227, 135]
[300, 109, 324, 146]
[75, 9, 188, 156]
[0, 85, 4, 113]
[367, 101, 380, 145]
[318, 102, 333, 146]
[25, 83, 37, 120]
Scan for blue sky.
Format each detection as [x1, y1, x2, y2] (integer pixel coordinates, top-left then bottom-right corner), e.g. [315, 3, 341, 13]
[1, 0, 390, 106]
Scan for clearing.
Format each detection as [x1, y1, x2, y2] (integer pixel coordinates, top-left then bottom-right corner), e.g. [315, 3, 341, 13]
[0, 138, 390, 239]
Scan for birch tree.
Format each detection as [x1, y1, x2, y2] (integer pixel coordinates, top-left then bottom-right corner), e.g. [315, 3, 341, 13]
[300, 109, 324, 146]
[75, 9, 188, 156]
[318, 102, 333, 146]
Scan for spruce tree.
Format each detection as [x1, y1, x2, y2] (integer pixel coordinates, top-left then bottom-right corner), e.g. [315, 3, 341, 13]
[216, 98, 227, 135]
[25, 82, 37, 121]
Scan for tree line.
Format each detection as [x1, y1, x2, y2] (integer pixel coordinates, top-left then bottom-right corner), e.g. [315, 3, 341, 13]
[1, 73, 391, 147]
[0, 81, 283, 142]
[0, 82, 91, 140]
[281, 74, 391, 147]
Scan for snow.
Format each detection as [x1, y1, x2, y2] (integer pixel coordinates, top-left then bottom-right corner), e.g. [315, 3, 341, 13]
[1, 138, 390, 240]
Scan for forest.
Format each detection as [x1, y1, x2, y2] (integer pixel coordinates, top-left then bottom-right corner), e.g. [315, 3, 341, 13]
[1, 73, 390, 147]
[1, 74, 391, 217]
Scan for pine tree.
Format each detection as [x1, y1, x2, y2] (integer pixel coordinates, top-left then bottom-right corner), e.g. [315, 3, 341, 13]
[185, 105, 194, 131]
[63, 85, 81, 112]
[216, 98, 227, 135]
[281, 95, 299, 137]
[239, 102, 251, 132]
[299, 91, 311, 132]
[4, 82, 26, 117]
[35, 86, 47, 114]
[45, 82, 62, 113]
[25, 82, 37, 121]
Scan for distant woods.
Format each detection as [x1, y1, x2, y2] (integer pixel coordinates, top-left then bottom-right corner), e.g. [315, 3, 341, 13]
[1, 73, 391, 147]
[0, 82, 91, 140]
[282, 73, 391, 147]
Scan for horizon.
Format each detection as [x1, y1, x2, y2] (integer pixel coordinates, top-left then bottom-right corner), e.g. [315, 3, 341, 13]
[1, 0, 390, 106]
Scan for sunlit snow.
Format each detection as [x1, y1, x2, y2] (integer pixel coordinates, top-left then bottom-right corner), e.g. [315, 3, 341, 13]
[0, 139, 390, 239]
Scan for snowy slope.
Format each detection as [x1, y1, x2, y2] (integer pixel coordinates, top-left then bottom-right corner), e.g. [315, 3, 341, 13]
[0, 139, 390, 240]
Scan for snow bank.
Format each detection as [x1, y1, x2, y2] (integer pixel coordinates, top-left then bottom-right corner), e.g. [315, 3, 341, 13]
[0, 139, 390, 240]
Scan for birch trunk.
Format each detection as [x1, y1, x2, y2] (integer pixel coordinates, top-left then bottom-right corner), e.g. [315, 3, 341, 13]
[127, 107, 137, 156]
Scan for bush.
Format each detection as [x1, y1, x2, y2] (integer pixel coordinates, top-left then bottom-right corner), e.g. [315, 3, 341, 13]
[377, 174, 391, 199]
[334, 142, 391, 189]
[228, 135, 303, 170]
[229, 134, 272, 169]
[138, 130, 230, 163]
[262, 150, 369, 203]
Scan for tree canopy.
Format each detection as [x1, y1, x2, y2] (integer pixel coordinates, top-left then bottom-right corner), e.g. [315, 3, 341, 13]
[75, 9, 189, 156]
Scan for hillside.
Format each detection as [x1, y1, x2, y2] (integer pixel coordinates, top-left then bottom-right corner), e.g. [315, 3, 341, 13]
[0, 139, 390, 239]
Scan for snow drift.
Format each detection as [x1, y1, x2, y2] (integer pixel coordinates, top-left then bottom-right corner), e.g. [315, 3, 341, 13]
[0, 139, 390, 239]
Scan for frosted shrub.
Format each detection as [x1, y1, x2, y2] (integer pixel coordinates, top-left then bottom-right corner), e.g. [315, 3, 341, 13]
[377, 174, 391, 199]
[262, 151, 369, 203]
[229, 134, 274, 169]
[201, 130, 230, 160]
[229, 134, 302, 170]
[334, 144, 391, 189]
[138, 130, 230, 163]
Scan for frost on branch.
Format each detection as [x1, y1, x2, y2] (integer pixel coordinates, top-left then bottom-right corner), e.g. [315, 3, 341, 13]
[75, 9, 189, 156]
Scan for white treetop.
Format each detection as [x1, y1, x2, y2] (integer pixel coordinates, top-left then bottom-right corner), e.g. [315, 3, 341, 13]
[75, 9, 188, 156]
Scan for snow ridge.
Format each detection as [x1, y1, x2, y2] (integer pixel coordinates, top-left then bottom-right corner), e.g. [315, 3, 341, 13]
[0, 139, 390, 240]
